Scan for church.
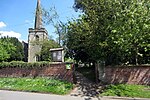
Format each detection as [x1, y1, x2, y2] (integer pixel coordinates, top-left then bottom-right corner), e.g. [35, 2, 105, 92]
[23, 0, 48, 62]
[23, 0, 64, 63]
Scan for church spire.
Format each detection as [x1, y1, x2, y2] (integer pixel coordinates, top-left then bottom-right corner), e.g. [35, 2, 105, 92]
[34, 0, 42, 29]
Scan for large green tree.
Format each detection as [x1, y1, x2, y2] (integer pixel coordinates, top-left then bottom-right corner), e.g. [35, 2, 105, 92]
[0, 38, 16, 62]
[0, 37, 24, 62]
[64, 17, 96, 63]
[65, 0, 150, 65]
[8, 37, 24, 61]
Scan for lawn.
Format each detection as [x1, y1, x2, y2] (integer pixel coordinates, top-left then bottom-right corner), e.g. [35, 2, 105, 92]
[101, 84, 150, 98]
[0, 77, 73, 95]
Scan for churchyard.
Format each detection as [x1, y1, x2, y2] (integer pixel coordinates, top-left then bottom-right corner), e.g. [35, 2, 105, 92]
[0, 0, 150, 99]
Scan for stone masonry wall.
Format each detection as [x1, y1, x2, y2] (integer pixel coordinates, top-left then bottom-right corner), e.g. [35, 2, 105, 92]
[0, 63, 74, 83]
[100, 66, 150, 85]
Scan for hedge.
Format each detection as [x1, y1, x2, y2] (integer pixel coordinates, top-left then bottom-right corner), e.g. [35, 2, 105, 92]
[0, 61, 50, 68]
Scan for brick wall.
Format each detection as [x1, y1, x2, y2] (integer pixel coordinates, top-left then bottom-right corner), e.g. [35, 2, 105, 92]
[99, 65, 150, 85]
[0, 63, 75, 83]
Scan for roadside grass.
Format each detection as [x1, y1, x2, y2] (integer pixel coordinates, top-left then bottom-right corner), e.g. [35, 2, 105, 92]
[76, 66, 95, 82]
[0, 77, 73, 95]
[101, 84, 150, 98]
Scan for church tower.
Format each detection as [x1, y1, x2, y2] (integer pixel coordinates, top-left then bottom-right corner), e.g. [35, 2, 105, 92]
[28, 0, 48, 62]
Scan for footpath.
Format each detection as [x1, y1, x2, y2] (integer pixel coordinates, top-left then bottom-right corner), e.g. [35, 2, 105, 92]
[69, 72, 150, 100]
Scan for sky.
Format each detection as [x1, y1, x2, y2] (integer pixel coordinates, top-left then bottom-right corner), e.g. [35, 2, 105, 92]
[0, 0, 80, 42]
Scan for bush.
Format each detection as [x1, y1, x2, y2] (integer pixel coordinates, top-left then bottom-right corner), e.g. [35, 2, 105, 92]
[0, 61, 50, 69]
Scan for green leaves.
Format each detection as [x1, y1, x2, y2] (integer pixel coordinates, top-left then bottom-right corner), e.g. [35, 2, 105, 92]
[0, 38, 16, 62]
[0, 37, 24, 62]
[65, 18, 96, 63]
[0, 61, 50, 69]
[69, 0, 150, 65]
[40, 39, 60, 61]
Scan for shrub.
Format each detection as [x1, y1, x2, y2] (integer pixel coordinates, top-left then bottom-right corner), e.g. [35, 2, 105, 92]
[0, 61, 50, 69]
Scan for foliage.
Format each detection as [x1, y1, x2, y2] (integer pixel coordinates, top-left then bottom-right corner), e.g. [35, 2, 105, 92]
[54, 21, 67, 46]
[0, 37, 16, 62]
[0, 37, 24, 62]
[0, 77, 73, 95]
[42, 7, 58, 25]
[40, 39, 60, 61]
[65, 17, 98, 63]
[0, 61, 50, 69]
[64, 0, 150, 65]
[0, 40, 10, 61]
[42, 6, 67, 46]
[8, 37, 24, 61]
[101, 84, 150, 98]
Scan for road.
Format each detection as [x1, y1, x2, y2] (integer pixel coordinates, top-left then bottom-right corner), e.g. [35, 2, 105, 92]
[0, 90, 100, 100]
[0, 90, 150, 100]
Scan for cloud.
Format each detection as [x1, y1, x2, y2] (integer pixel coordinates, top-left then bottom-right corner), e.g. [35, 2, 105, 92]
[25, 20, 33, 25]
[0, 22, 23, 41]
[25, 20, 30, 23]
[0, 31, 21, 39]
[0, 22, 6, 28]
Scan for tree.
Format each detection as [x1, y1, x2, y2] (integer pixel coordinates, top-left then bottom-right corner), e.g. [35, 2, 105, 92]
[42, 7, 67, 46]
[54, 21, 67, 46]
[65, 0, 150, 65]
[8, 37, 24, 61]
[0, 40, 10, 61]
[0, 37, 24, 62]
[40, 39, 60, 61]
[0, 38, 16, 62]
[64, 17, 97, 63]
[42, 7, 58, 25]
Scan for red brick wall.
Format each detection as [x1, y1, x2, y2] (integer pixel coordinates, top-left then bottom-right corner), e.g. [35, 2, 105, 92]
[103, 66, 150, 85]
[0, 63, 74, 83]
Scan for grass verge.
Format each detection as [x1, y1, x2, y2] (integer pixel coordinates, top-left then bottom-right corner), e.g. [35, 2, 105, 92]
[0, 77, 73, 95]
[101, 84, 150, 98]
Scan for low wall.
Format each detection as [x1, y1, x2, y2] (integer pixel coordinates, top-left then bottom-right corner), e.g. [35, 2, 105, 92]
[0, 63, 74, 83]
[98, 65, 150, 85]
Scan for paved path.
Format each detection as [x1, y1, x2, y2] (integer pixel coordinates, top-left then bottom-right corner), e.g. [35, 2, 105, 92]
[69, 71, 150, 100]
[69, 71, 101, 98]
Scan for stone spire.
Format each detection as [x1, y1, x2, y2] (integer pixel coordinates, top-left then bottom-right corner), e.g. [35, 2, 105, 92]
[34, 0, 42, 29]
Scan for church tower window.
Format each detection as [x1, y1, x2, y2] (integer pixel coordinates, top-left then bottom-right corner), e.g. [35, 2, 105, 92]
[35, 35, 39, 41]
